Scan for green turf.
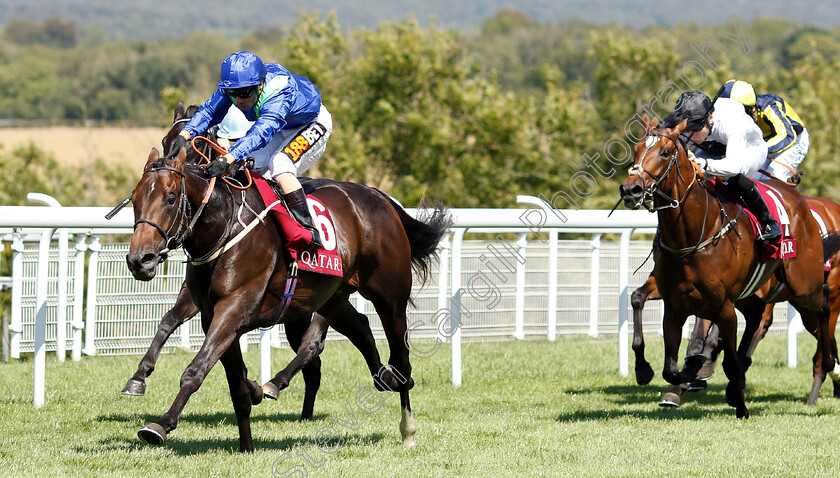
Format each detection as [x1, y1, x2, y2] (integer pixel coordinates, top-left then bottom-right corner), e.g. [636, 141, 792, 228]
[1, 334, 840, 477]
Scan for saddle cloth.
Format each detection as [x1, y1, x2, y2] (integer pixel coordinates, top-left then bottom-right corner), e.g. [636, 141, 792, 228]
[250, 173, 343, 277]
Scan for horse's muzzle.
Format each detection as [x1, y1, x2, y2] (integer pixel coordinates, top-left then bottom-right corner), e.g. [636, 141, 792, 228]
[126, 251, 163, 281]
[619, 183, 645, 210]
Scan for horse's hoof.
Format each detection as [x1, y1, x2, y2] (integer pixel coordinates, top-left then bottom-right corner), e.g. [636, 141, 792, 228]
[121, 379, 146, 396]
[686, 379, 707, 392]
[658, 392, 681, 407]
[262, 382, 280, 401]
[138, 423, 167, 445]
[635, 363, 655, 385]
[736, 407, 750, 419]
[697, 361, 716, 381]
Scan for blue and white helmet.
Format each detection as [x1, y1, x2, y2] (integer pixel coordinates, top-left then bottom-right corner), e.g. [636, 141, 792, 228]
[216, 51, 265, 89]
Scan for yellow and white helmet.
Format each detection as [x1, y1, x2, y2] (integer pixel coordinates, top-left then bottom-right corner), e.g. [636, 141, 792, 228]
[720, 79, 757, 107]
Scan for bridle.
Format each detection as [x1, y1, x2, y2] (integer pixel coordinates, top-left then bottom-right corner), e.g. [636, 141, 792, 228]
[133, 164, 193, 261]
[626, 131, 694, 212]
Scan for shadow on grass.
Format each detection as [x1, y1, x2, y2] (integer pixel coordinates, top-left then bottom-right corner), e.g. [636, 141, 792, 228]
[98, 410, 332, 426]
[554, 382, 834, 421]
[564, 382, 810, 406]
[73, 432, 389, 456]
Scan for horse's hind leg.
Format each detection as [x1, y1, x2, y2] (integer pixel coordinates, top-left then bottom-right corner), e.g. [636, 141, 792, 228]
[661, 318, 718, 405]
[123, 282, 199, 396]
[631, 274, 659, 385]
[735, 294, 771, 373]
[219, 337, 259, 453]
[362, 289, 417, 447]
[263, 314, 329, 421]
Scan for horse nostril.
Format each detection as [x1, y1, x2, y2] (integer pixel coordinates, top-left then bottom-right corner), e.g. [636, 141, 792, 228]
[630, 185, 644, 196]
[141, 253, 157, 265]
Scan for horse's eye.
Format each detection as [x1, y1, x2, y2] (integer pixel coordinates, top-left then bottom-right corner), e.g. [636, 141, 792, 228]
[167, 193, 177, 205]
[661, 149, 671, 157]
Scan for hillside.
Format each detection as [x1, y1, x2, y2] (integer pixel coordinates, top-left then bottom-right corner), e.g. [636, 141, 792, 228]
[2, 0, 840, 40]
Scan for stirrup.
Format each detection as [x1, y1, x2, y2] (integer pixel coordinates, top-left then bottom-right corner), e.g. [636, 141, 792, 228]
[758, 223, 782, 243]
[307, 229, 323, 250]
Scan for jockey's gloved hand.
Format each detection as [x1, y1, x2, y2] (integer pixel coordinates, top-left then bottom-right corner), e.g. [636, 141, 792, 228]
[204, 158, 228, 177]
[688, 151, 706, 171]
[165, 135, 188, 160]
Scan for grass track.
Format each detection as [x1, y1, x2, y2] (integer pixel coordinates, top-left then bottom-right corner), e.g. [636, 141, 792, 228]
[1, 334, 840, 477]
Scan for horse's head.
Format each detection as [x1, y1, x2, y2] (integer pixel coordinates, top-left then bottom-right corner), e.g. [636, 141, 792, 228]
[619, 115, 691, 211]
[126, 147, 192, 280]
[162, 102, 201, 158]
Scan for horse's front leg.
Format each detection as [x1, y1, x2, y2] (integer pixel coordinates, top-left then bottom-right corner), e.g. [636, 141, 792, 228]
[123, 282, 199, 396]
[137, 298, 252, 451]
[717, 305, 749, 418]
[661, 305, 688, 386]
[631, 274, 659, 385]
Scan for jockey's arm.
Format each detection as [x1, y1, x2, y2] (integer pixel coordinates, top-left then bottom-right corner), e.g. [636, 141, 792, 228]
[702, 134, 758, 178]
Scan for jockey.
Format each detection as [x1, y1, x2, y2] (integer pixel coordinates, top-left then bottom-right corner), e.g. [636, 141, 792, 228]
[661, 90, 782, 244]
[171, 50, 332, 252]
[720, 79, 809, 184]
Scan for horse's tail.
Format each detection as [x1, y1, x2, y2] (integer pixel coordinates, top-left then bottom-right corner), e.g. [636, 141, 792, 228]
[379, 191, 452, 285]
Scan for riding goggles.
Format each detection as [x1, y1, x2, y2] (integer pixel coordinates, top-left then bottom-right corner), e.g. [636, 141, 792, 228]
[224, 85, 259, 98]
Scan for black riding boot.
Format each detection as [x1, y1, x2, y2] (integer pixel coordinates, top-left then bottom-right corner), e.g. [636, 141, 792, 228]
[284, 189, 323, 250]
[730, 173, 782, 243]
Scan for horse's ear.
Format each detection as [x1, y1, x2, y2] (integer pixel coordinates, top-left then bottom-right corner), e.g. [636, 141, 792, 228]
[173, 144, 188, 169]
[173, 102, 186, 122]
[641, 113, 658, 131]
[675, 119, 688, 134]
[145, 148, 161, 170]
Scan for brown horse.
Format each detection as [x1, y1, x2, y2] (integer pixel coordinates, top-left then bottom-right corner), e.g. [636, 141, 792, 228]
[121, 103, 341, 422]
[127, 146, 450, 452]
[619, 116, 834, 418]
[631, 195, 840, 405]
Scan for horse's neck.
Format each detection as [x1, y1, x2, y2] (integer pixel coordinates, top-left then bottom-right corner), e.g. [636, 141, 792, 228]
[182, 171, 232, 254]
[182, 171, 276, 258]
[656, 177, 722, 248]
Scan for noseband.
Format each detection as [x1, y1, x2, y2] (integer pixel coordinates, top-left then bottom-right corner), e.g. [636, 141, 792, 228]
[626, 132, 688, 212]
[134, 165, 193, 258]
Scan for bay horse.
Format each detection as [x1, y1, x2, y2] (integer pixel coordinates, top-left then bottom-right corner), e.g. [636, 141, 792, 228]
[618, 116, 834, 417]
[631, 195, 840, 405]
[121, 103, 340, 422]
[127, 145, 450, 452]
